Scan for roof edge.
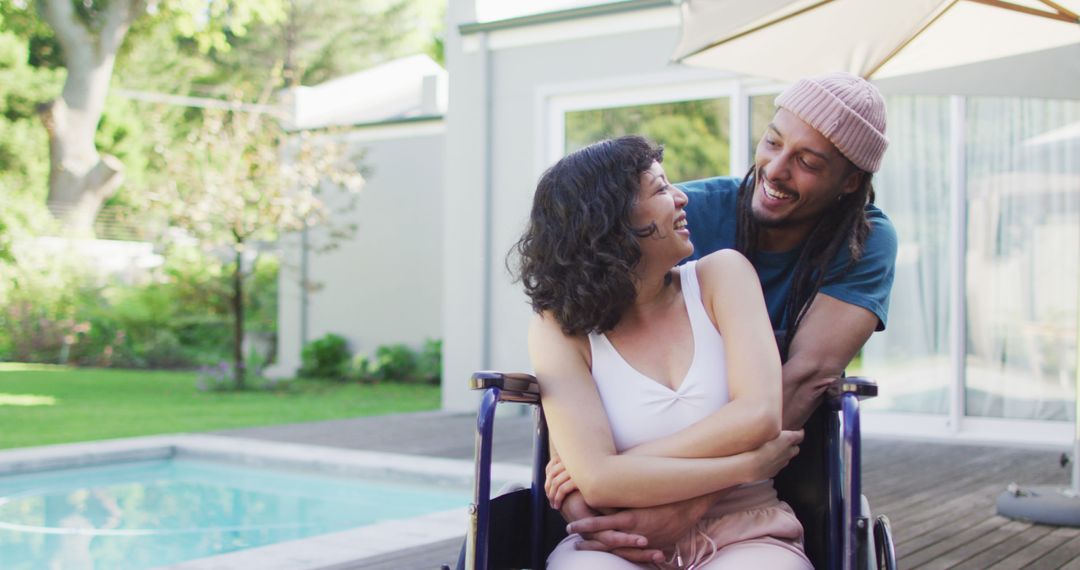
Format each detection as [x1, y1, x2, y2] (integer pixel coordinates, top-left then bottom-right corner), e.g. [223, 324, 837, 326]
[285, 114, 445, 134]
[458, 0, 676, 35]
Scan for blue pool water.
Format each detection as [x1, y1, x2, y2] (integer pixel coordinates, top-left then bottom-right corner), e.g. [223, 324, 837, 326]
[0, 459, 470, 569]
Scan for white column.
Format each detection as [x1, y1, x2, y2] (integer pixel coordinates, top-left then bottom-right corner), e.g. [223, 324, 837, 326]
[442, 0, 488, 412]
[948, 95, 968, 433]
[729, 82, 749, 175]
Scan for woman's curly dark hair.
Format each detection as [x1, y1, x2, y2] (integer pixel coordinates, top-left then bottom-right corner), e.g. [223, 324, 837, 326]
[509, 136, 664, 336]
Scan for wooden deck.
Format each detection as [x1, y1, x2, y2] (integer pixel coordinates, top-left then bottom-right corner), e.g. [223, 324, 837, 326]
[221, 411, 1078, 569]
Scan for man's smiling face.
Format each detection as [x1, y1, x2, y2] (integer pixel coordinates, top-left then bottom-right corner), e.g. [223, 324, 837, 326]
[751, 108, 862, 241]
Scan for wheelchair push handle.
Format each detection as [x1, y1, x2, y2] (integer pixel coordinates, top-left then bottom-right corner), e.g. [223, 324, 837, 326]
[827, 376, 878, 402]
[467, 371, 551, 570]
[471, 371, 540, 404]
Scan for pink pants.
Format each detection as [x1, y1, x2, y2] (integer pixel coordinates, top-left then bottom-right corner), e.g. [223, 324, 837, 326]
[547, 483, 813, 570]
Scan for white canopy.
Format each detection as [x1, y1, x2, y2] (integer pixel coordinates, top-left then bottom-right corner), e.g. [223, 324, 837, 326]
[674, 0, 1080, 97]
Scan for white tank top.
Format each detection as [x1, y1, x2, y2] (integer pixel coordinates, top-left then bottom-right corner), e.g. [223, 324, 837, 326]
[588, 261, 729, 452]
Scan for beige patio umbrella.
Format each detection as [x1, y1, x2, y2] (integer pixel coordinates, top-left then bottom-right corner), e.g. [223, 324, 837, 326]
[674, 0, 1080, 83]
[674, 0, 1080, 527]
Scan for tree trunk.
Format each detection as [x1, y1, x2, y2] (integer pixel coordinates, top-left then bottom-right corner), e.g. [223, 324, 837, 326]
[38, 0, 139, 234]
[39, 98, 125, 233]
[232, 247, 247, 390]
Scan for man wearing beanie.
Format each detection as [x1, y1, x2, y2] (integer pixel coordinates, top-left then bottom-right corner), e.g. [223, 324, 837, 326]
[558, 72, 898, 563]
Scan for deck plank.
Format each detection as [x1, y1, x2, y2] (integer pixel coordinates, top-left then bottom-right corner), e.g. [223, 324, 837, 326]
[903, 515, 1014, 568]
[988, 527, 1080, 570]
[1023, 534, 1080, 569]
[951, 523, 1055, 570]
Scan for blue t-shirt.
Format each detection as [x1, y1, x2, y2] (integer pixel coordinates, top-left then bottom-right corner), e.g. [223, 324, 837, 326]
[679, 176, 897, 335]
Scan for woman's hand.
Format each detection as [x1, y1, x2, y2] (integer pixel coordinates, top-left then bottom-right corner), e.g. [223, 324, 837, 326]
[748, 429, 803, 480]
[545, 457, 579, 510]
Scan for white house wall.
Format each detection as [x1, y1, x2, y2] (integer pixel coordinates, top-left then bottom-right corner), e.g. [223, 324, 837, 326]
[274, 130, 445, 377]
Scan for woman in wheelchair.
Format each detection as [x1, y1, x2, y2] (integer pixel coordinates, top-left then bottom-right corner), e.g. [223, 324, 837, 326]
[510, 135, 813, 569]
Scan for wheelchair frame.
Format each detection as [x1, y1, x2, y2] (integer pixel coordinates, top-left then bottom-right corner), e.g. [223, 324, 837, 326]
[465, 371, 896, 570]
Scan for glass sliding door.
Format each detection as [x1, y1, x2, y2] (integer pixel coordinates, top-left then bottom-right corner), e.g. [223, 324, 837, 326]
[861, 95, 1080, 432]
[861, 96, 954, 415]
[963, 98, 1080, 422]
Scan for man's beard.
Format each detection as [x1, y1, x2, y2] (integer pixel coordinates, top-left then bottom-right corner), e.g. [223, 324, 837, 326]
[747, 169, 790, 229]
[751, 206, 790, 229]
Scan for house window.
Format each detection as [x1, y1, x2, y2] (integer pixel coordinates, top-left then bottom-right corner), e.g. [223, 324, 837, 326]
[564, 98, 731, 182]
[747, 93, 778, 173]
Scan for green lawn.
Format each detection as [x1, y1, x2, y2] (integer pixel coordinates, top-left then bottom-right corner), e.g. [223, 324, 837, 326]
[0, 363, 440, 449]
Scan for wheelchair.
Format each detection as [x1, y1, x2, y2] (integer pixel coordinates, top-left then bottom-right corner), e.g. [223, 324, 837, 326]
[463, 371, 897, 570]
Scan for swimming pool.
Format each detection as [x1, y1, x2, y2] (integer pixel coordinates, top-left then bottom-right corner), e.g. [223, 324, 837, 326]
[0, 458, 469, 569]
[0, 434, 530, 569]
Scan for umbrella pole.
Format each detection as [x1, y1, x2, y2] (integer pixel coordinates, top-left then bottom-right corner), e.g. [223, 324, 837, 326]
[1073, 249, 1080, 495]
[996, 227, 1080, 525]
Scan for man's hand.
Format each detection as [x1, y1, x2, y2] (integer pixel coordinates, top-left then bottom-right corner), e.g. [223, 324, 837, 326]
[748, 429, 803, 480]
[566, 493, 719, 564]
[549, 457, 656, 557]
[558, 492, 656, 555]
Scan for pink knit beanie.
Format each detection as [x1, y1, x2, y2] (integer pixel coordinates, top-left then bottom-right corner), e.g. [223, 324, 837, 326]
[774, 72, 889, 173]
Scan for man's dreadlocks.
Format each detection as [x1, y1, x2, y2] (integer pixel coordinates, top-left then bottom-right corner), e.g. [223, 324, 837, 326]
[734, 165, 875, 360]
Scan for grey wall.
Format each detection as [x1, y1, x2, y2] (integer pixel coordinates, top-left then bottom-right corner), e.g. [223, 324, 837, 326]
[273, 130, 445, 377]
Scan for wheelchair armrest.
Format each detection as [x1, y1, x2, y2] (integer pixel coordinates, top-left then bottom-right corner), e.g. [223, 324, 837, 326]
[470, 371, 540, 404]
[827, 376, 878, 402]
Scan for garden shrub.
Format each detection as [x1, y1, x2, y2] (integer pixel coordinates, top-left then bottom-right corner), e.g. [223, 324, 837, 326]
[416, 338, 442, 385]
[299, 333, 351, 380]
[0, 244, 279, 370]
[134, 329, 189, 369]
[349, 353, 377, 383]
[196, 361, 235, 392]
[349, 339, 441, 384]
[373, 343, 418, 383]
[0, 251, 104, 364]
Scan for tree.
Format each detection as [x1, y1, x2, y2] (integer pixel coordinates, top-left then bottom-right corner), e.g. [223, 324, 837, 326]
[0, 14, 60, 242]
[152, 102, 363, 389]
[29, 0, 285, 233]
[203, 0, 443, 92]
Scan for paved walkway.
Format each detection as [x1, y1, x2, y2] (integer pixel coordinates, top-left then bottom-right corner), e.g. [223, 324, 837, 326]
[220, 411, 1078, 569]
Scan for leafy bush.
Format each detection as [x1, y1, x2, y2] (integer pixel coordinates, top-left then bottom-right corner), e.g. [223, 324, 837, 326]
[349, 353, 377, 383]
[416, 338, 442, 385]
[0, 245, 279, 370]
[196, 361, 234, 392]
[0, 251, 104, 364]
[196, 360, 291, 393]
[349, 339, 441, 385]
[372, 343, 417, 383]
[299, 333, 351, 380]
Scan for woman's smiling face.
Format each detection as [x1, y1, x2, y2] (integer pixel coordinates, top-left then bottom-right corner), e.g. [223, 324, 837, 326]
[631, 161, 693, 265]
